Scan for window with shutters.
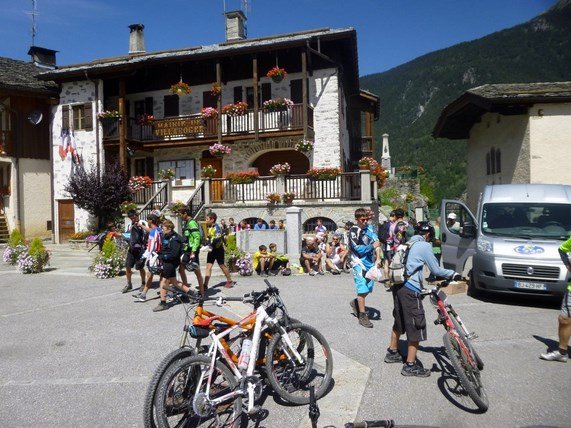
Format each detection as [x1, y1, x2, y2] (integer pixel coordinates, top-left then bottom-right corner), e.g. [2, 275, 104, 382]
[202, 91, 217, 109]
[158, 159, 196, 186]
[62, 103, 93, 131]
[164, 95, 179, 117]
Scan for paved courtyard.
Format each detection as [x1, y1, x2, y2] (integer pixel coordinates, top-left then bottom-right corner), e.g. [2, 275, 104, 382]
[0, 245, 569, 427]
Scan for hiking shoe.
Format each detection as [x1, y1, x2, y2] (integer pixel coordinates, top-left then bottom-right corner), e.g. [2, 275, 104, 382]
[309, 270, 317, 276]
[153, 302, 168, 312]
[122, 283, 133, 294]
[317, 270, 324, 275]
[133, 293, 146, 302]
[331, 269, 341, 275]
[358, 312, 373, 328]
[195, 285, 208, 292]
[539, 350, 568, 362]
[384, 350, 402, 364]
[349, 299, 359, 317]
[401, 362, 431, 377]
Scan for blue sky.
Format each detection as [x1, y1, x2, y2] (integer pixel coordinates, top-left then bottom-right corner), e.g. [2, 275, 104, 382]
[1, 0, 558, 76]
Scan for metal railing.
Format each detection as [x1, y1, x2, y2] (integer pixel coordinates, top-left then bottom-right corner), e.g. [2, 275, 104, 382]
[211, 176, 278, 203]
[137, 181, 169, 220]
[186, 181, 206, 219]
[285, 173, 360, 201]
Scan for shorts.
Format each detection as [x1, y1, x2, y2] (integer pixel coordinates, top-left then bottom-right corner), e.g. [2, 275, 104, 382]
[392, 283, 427, 343]
[271, 259, 287, 271]
[329, 254, 342, 266]
[161, 261, 180, 279]
[125, 250, 143, 269]
[561, 289, 571, 317]
[206, 246, 225, 265]
[352, 263, 374, 295]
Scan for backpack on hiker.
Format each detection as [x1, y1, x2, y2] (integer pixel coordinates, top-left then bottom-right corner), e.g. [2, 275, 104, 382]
[378, 221, 391, 245]
[128, 223, 147, 254]
[390, 220, 409, 251]
[388, 241, 421, 285]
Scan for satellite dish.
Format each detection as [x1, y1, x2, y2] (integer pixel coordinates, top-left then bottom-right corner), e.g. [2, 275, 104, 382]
[28, 110, 43, 125]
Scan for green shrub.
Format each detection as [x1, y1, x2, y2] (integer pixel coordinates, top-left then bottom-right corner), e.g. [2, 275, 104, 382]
[90, 238, 127, 279]
[8, 229, 24, 248]
[17, 238, 50, 274]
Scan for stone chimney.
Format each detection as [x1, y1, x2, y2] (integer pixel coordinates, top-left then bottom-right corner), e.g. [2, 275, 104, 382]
[225, 10, 247, 41]
[27, 46, 57, 69]
[128, 24, 145, 54]
[381, 133, 392, 174]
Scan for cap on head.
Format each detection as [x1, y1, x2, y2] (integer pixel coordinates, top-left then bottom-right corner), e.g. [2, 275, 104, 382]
[447, 213, 457, 220]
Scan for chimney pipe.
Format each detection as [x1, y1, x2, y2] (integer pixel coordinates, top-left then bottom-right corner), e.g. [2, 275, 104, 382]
[27, 46, 57, 69]
[224, 10, 247, 41]
[128, 24, 145, 54]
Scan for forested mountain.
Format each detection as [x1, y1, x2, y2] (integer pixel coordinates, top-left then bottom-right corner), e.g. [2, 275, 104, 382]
[360, 0, 571, 205]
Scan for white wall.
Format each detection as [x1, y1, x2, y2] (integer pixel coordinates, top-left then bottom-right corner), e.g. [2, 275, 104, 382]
[20, 158, 51, 238]
[529, 102, 571, 184]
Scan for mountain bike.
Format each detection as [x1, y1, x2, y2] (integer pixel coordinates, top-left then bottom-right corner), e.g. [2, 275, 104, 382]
[143, 290, 300, 428]
[153, 280, 333, 427]
[420, 279, 488, 412]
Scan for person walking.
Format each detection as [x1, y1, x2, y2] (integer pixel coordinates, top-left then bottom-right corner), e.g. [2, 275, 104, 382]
[384, 221, 458, 377]
[348, 207, 382, 328]
[178, 208, 205, 295]
[122, 210, 147, 293]
[203, 212, 235, 289]
[133, 214, 162, 302]
[539, 235, 571, 362]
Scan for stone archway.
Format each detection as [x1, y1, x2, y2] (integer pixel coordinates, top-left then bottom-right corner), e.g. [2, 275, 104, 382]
[252, 150, 309, 175]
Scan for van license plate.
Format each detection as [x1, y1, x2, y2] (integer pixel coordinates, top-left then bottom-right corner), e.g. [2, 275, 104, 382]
[515, 281, 547, 291]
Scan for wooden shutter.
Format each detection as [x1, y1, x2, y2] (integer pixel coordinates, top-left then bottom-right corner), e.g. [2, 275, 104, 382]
[233, 86, 243, 103]
[202, 91, 217, 108]
[261, 83, 271, 103]
[246, 87, 254, 107]
[290, 79, 303, 104]
[134, 100, 145, 117]
[62, 105, 70, 129]
[84, 102, 93, 130]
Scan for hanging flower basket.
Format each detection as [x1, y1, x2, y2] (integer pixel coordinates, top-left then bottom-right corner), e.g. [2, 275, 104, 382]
[267, 66, 287, 83]
[307, 167, 341, 181]
[209, 143, 232, 157]
[221, 102, 248, 117]
[266, 192, 281, 204]
[201, 107, 218, 120]
[128, 176, 153, 192]
[210, 82, 222, 97]
[282, 192, 295, 204]
[227, 170, 259, 184]
[169, 81, 192, 95]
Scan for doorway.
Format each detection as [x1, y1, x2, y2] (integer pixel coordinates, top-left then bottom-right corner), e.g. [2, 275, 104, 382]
[201, 157, 223, 202]
[58, 200, 75, 242]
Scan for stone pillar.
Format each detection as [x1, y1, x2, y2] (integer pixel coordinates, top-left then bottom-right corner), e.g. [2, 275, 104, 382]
[285, 206, 302, 261]
[276, 174, 286, 194]
[360, 170, 371, 202]
[204, 179, 211, 205]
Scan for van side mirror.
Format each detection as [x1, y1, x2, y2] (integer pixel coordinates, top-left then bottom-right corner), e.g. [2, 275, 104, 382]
[460, 221, 476, 238]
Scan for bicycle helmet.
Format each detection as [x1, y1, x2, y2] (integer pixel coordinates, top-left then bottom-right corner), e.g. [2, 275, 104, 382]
[415, 221, 435, 237]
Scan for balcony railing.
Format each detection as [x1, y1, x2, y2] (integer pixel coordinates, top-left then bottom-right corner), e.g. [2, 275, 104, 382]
[0, 130, 12, 155]
[361, 136, 373, 154]
[210, 173, 361, 203]
[101, 104, 313, 143]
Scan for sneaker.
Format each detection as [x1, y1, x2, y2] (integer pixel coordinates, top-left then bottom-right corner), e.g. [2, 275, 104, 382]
[153, 302, 168, 312]
[121, 283, 133, 294]
[317, 270, 325, 275]
[401, 362, 431, 377]
[166, 295, 174, 304]
[539, 350, 568, 362]
[331, 269, 341, 275]
[384, 350, 402, 364]
[133, 293, 146, 302]
[268, 270, 278, 276]
[349, 299, 359, 317]
[309, 270, 317, 276]
[261, 272, 269, 278]
[358, 312, 373, 328]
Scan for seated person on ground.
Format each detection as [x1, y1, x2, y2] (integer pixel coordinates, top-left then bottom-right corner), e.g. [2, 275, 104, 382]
[325, 233, 348, 274]
[300, 237, 324, 275]
[253, 245, 273, 276]
[268, 243, 291, 275]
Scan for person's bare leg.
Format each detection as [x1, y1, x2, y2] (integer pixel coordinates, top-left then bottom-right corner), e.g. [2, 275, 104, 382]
[357, 292, 368, 313]
[389, 327, 400, 351]
[219, 263, 232, 282]
[194, 269, 205, 294]
[559, 315, 571, 350]
[406, 341, 419, 364]
[178, 265, 188, 287]
[204, 263, 213, 288]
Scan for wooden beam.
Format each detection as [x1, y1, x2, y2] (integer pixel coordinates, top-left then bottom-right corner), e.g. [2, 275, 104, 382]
[253, 56, 259, 141]
[301, 51, 308, 137]
[118, 79, 127, 169]
[216, 61, 222, 145]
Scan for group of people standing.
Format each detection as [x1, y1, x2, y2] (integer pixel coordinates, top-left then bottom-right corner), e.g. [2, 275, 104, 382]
[121, 209, 234, 312]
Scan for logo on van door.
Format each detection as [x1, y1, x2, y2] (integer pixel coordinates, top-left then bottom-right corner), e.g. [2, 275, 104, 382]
[514, 245, 545, 255]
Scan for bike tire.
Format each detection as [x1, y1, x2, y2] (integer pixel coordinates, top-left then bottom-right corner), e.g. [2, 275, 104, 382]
[265, 322, 333, 405]
[155, 355, 243, 428]
[143, 347, 198, 428]
[443, 332, 489, 412]
[449, 313, 484, 371]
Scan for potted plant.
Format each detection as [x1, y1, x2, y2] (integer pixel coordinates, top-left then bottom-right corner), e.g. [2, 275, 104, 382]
[266, 66, 287, 83]
[307, 167, 341, 181]
[97, 110, 120, 120]
[128, 176, 153, 192]
[221, 101, 248, 117]
[263, 98, 294, 111]
[120, 201, 138, 214]
[169, 81, 192, 95]
[210, 82, 222, 97]
[226, 170, 259, 184]
[235, 252, 254, 276]
[269, 162, 291, 176]
[17, 238, 50, 274]
[225, 248, 245, 273]
[282, 191, 295, 204]
[137, 113, 155, 126]
[209, 143, 232, 157]
[201, 107, 218, 120]
[167, 200, 187, 215]
[157, 168, 176, 181]
[371, 164, 387, 187]
[358, 157, 378, 170]
[89, 238, 127, 279]
[295, 139, 314, 153]
[266, 192, 281, 204]
[201, 164, 217, 178]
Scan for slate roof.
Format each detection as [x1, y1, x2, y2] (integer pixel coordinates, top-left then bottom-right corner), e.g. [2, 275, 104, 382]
[433, 81, 571, 139]
[0, 57, 58, 95]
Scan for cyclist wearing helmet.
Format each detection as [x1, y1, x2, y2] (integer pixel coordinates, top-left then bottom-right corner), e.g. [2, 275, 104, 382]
[178, 208, 205, 295]
[384, 221, 458, 377]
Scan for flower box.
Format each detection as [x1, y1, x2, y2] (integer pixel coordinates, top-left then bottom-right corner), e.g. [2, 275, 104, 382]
[222, 101, 248, 117]
[307, 167, 341, 181]
[295, 139, 314, 153]
[201, 107, 218, 120]
[226, 170, 259, 184]
[263, 98, 293, 111]
[209, 143, 231, 157]
[269, 162, 291, 176]
[282, 192, 295, 204]
[201, 165, 217, 178]
[266, 193, 281, 204]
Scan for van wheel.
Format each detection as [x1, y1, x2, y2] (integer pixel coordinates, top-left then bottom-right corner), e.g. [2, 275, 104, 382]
[467, 269, 482, 298]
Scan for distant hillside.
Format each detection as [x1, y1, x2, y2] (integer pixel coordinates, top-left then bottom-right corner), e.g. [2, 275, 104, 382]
[360, 0, 571, 205]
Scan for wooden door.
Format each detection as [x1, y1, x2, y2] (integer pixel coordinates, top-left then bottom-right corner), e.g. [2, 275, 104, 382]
[201, 157, 223, 202]
[58, 200, 75, 242]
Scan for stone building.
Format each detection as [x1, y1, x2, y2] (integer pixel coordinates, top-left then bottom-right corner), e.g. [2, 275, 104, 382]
[39, 13, 380, 243]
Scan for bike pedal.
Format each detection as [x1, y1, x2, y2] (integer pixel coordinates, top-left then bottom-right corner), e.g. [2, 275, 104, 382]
[247, 405, 262, 416]
[467, 333, 478, 340]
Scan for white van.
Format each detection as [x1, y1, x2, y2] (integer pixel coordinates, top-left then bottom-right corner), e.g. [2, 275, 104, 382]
[441, 184, 571, 297]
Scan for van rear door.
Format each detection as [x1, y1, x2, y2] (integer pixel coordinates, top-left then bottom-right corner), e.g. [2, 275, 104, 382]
[440, 199, 477, 274]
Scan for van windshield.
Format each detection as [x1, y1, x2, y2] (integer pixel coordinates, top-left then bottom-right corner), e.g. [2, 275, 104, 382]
[481, 203, 571, 240]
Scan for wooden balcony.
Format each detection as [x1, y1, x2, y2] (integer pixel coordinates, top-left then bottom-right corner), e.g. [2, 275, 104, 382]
[102, 104, 314, 146]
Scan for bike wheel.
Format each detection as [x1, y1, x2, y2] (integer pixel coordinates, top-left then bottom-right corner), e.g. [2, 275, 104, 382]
[265, 322, 333, 405]
[154, 355, 243, 428]
[443, 332, 489, 412]
[143, 347, 201, 428]
[449, 313, 484, 371]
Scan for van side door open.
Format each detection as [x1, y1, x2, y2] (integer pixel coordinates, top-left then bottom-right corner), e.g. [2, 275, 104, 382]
[440, 199, 477, 275]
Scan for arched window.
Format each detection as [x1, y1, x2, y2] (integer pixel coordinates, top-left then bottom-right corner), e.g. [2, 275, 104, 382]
[495, 149, 501, 174]
[490, 147, 496, 174]
[303, 217, 337, 234]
